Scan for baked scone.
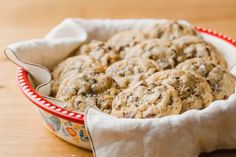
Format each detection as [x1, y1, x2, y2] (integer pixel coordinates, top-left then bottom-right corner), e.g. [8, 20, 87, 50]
[147, 69, 214, 112]
[112, 82, 182, 118]
[125, 39, 184, 69]
[56, 71, 121, 114]
[172, 35, 227, 68]
[51, 55, 104, 96]
[145, 20, 198, 40]
[107, 30, 148, 58]
[77, 40, 120, 67]
[176, 58, 235, 100]
[106, 58, 161, 88]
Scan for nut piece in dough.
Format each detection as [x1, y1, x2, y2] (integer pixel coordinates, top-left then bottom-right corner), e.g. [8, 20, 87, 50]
[176, 58, 235, 100]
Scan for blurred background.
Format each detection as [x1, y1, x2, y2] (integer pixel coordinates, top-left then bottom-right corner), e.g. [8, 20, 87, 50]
[0, 0, 235, 156]
[0, 0, 236, 52]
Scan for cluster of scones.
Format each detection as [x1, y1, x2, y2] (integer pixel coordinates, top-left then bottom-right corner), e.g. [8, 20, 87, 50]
[51, 20, 235, 118]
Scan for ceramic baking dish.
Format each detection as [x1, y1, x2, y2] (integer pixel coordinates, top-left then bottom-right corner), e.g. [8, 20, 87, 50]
[16, 26, 236, 150]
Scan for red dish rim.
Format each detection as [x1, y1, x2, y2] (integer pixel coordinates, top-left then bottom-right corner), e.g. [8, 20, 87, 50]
[17, 68, 85, 124]
[17, 26, 236, 124]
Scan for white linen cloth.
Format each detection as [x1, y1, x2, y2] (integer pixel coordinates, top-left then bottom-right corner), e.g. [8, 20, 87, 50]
[5, 18, 236, 157]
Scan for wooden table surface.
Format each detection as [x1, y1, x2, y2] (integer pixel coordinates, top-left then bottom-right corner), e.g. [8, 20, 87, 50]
[0, 0, 236, 156]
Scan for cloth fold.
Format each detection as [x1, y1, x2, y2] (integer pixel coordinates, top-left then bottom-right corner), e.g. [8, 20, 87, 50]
[85, 95, 236, 157]
[5, 18, 236, 157]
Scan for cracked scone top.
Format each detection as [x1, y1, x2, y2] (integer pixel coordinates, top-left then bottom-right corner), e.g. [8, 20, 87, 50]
[147, 69, 214, 112]
[172, 35, 227, 68]
[145, 20, 198, 40]
[125, 39, 184, 69]
[112, 82, 182, 118]
[107, 30, 148, 58]
[77, 40, 120, 67]
[106, 58, 161, 88]
[176, 58, 235, 100]
[56, 71, 121, 114]
[51, 55, 104, 96]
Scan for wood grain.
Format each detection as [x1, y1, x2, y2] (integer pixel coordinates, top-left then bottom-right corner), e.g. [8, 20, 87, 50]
[0, 0, 236, 156]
